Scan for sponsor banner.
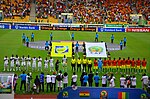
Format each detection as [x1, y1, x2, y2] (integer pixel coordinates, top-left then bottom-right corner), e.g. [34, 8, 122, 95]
[98, 28, 125, 32]
[105, 24, 128, 28]
[0, 24, 9, 29]
[51, 42, 72, 57]
[58, 87, 150, 99]
[83, 27, 96, 31]
[85, 42, 107, 57]
[11, 25, 39, 30]
[41, 26, 53, 30]
[126, 28, 150, 32]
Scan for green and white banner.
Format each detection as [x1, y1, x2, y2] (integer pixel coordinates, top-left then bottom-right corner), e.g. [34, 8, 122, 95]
[85, 42, 107, 57]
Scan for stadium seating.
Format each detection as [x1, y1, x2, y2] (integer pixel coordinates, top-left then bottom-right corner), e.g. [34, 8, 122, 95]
[0, 0, 31, 22]
[0, 0, 149, 23]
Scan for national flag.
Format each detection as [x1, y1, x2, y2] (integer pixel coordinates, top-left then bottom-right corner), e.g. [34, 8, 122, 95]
[118, 92, 129, 99]
[79, 91, 90, 97]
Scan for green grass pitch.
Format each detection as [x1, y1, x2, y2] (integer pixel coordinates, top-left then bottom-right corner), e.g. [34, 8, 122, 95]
[0, 29, 150, 94]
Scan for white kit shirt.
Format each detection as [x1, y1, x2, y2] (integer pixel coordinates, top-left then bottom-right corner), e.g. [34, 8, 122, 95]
[72, 75, 77, 82]
[4, 57, 9, 64]
[102, 76, 107, 84]
[142, 76, 148, 85]
[131, 77, 136, 86]
[63, 75, 68, 84]
[51, 75, 56, 83]
[120, 77, 126, 86]
[46, 75, 52, 83]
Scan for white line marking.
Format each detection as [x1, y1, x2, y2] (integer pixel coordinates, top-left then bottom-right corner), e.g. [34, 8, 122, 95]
[68, 31, 72, 38]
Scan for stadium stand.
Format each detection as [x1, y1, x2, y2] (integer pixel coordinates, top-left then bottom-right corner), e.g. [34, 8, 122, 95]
[0, 0, 149, 24]
[0, 0, 31, 22]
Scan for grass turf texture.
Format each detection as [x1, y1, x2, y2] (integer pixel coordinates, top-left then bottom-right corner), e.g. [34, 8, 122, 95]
[0, 29, 150, 94]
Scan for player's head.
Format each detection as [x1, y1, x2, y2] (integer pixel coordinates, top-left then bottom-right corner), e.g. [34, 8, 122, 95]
[138, 58, 140, 60]
[119, 57, 121, 60]
[64, 55, 66, 58]
[23, 71, 25, 74]
[132, 58, 134, 60]
[16, 55, 18, 57]
[89, 58, 91, 60]
[78, 57, 80, 59]
[50, 57, 52, 59]
[128, 57, 130, 59]
[123, 58, 125, 60]
[39, 56, 40, 58]
[12, 54, 14, 57]
[104, 58, 106, 60]
[22, 55, 24, 57]
[27, 55, 29, 57]
[72, 56, 74, 59]
[46, 57, 47, 60]
[73, 72, 76, 75]
[59, 70, 62, 74]
[5, 56, 7, 58]
[143, 58, 145, 60]
[95, 58, 97, 60]
[64, 72, 68, 76]
[133, 75, 135, 78]
[96, 72, 98, 75]
[109, 57, 111, 60]
[121, 75, 124, 77]
[114, 58, 115, 60]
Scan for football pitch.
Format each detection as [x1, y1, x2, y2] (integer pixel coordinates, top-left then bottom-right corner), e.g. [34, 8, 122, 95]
[0, 29, 150, 94]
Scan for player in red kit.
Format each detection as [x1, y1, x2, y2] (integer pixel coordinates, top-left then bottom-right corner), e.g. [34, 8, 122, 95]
[112, 58, 117, 73]
[117, 57, 122, 73]
[131, 58, 136, 73]
[122, 58, 126, 73]
[102, 58, 107, 72]
[136, 58, 141, 73]
[142, 58, 147, 73]
[126, 57, 131, 73]
[107, 58, 112, 72]
[94, 58, 98, 72]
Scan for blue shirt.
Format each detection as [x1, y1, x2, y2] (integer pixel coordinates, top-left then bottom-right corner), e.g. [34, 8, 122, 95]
[120, 41, 123, 45]
[50, 33, 52, 37]
[94, 75, 100, 83]
[31, 33, 34, 38]
[45, 42, 49, 47]
[124, 38, 126, 42]
[40, 74, 44, 83]
[19, 74, 27, 81]
[98, 59, 103, 68]
[22, 35, 26, 39]
[71, 33, 74, 37]
[83, 75, 89, 83]
[111, 35, 114, 39]
[26, 37, 29, 42]
[96, 34, 98, 38]
[75, 43, 79, 47]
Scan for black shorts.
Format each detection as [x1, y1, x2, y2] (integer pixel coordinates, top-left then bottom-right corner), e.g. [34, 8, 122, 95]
[102, 84, 107, 87]
[77, 64, 81, 67]
[71, 64, 75, 67]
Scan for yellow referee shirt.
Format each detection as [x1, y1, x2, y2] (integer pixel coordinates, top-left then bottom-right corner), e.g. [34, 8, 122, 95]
[77, 59, 82, 64]
[83, 59, 87, 64]
[88, 60, 92, 64]
[71, 59, 76, 64]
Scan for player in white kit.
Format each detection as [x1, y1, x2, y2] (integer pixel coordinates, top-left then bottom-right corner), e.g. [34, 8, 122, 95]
[62, 55, 67, 72]
[15, 55, 20, 71]
[44, 57, 49, 71]
[49, 57, 54, 72]
[4, 56, 9, 71]
[26, 55, 31, 71]
[10, 54, 15, 71]
[38, 56, 42, 71]
[21, 55, 26, 70]
[32, 57, 37, 71]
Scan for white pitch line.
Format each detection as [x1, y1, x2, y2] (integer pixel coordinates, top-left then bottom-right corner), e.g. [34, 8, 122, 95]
[68, 31, 72, 38]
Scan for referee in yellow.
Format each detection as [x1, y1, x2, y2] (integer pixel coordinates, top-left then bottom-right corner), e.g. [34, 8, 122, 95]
[77, 57, 82, 72]
[87, 58, 92, 72]
[82, 56, 87, 71]
[71, 56, 76, 71]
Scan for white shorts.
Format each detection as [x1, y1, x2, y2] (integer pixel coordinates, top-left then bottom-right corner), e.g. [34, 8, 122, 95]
[21, 62, 26, 66]
[4, 63, 8, 67]
[11, 62, 14, 67]
[58, 81, 63, 87]
[32, 63, 36, 68]
[38, 62, 42, 68]
[50, 63, 54, 67]
[45, 64, 48, 68]
[62, 62, 67, 67]
[27, 61, 31, 66]
[16, 61, 20, 66]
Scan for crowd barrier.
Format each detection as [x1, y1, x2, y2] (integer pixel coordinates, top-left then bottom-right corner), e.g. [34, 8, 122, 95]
[57, 87, 150, 99]
[0, 22, 150, 32]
